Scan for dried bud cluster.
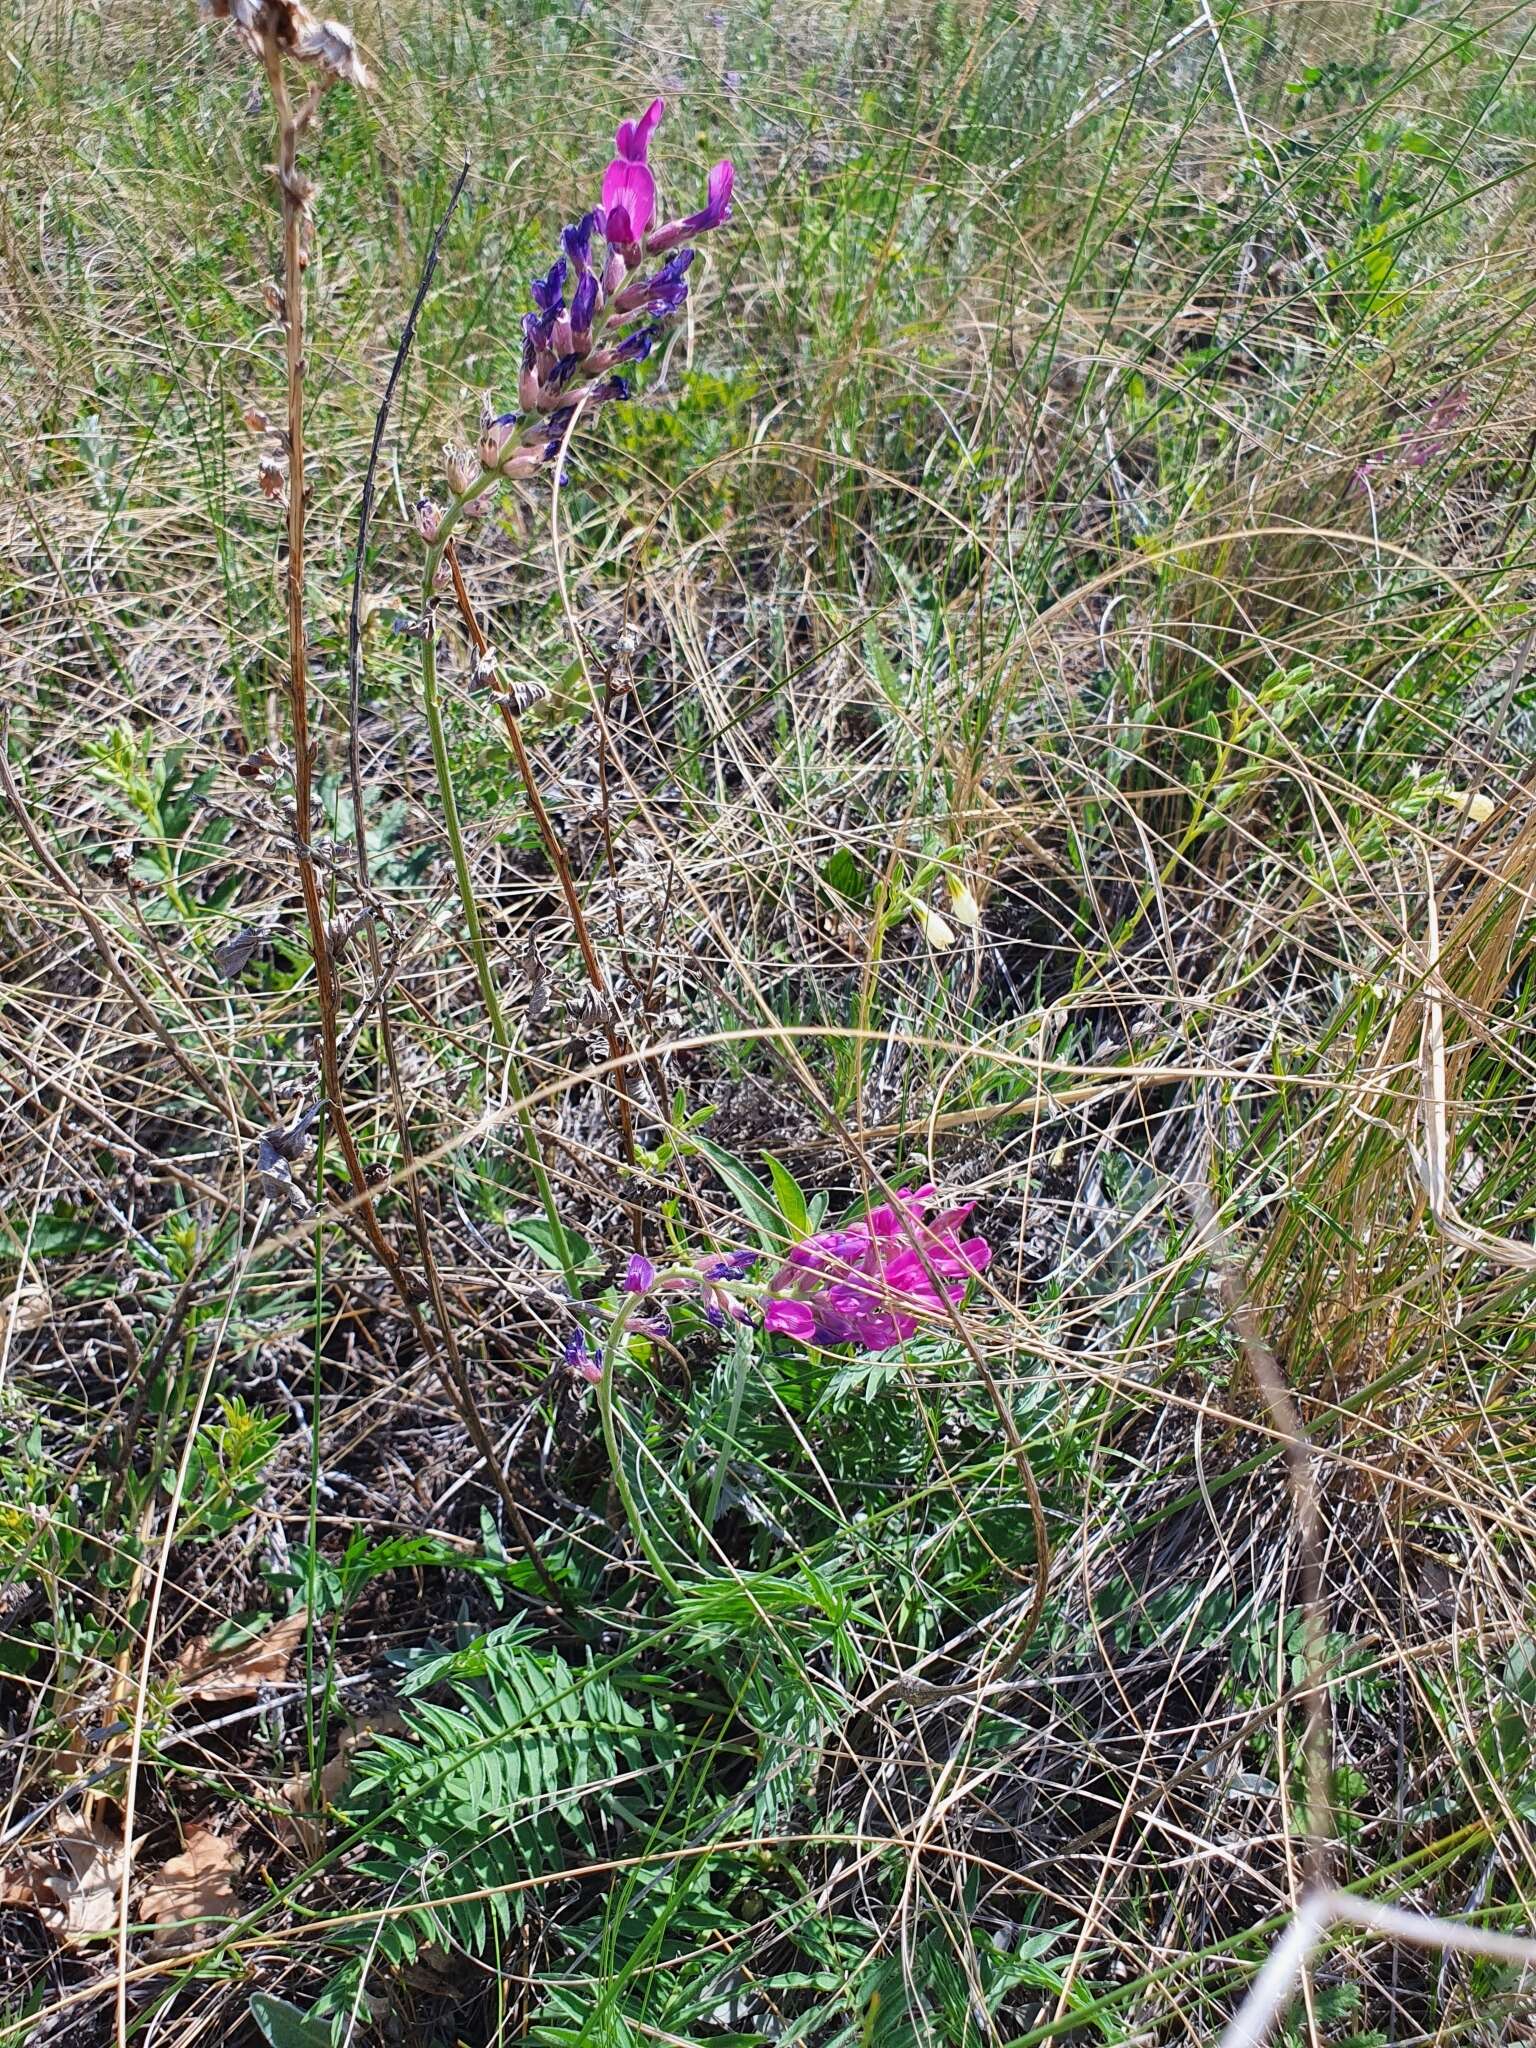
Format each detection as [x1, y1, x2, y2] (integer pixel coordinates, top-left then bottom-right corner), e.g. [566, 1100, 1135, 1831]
[201, 0, 372, 88]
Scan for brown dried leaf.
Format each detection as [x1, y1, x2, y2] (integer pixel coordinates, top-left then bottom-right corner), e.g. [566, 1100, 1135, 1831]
[140, 1827, 243, 1955]
[175, 1609, 309, 1701]
[278, 1711, 405, 1857]
[2, 1808, 128, 1948]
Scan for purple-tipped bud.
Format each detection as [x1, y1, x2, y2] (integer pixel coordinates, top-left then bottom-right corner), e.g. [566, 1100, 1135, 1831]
[530, 255, 568, 315]
[613, 248, 694, 319]
[564, 1328, 601, 1383]
[552, 313, 574, 356]
[614, 325, 657, 363]
[648, 160, 735, 256]
[571, 270, 598, 342]
[415, 495, 442, 544]
[697, 1248, 759, 1280]
[624, 1252, 656, 1292]
[480, 411, 518, 469]
[602, 247, 627, 298]
[630, 1310, 673, 1342]
[518, 325, 540, 411]
[562, 209, 599, 273]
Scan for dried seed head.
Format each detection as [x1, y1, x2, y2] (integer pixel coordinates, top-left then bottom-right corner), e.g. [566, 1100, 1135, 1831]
[203, 0, 371, 88]
[242, 404, 271, 433]
[234, 742, 291, 783]
[577, 988, 618, 1032]
[261, 279, 286, 320]
[470, 647, 500, 691]
[442, 442, 478, 497]
[295, 16, 372, 87]
[494, 678, 551, 716]
[257, 456, 286, 500]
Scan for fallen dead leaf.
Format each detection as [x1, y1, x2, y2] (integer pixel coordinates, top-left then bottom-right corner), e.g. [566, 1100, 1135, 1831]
[140, 1825, 243, 1954]
[174, 1609, 309, 1701]
[1, 1807, 129, 1948]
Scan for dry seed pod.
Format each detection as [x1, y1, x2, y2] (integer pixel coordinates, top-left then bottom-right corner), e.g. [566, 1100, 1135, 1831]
[494, 678, 551, 715]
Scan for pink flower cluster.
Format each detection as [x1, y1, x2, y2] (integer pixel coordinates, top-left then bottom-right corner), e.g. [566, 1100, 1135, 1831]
[763, 1186, 991, 1352]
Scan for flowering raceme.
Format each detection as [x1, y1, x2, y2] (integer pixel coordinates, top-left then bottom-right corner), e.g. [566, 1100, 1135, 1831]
[418, 95, 733, 534]
[762, 1187, 991, 1351]
[562, 1196, 989, 1382]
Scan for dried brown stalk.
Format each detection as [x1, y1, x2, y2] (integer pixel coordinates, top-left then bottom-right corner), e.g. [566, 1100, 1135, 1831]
[441, 538, 645, 1240]
[225, 15, 561, 1601]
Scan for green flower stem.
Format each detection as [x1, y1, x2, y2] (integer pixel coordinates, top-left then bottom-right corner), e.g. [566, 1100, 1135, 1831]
[419, 552, 578, 1296]
[595, 1298, 688, 1602]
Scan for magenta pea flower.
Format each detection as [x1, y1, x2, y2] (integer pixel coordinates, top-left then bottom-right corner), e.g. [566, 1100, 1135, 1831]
[601, 157, 656, 249]
[648, 162, 735, 257]
[601, 102, 663, 249]
[763, 1186, 991, 1352]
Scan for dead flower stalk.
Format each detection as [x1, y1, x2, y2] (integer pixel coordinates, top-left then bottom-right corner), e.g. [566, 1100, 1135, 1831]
[202, 1, 563, 1599]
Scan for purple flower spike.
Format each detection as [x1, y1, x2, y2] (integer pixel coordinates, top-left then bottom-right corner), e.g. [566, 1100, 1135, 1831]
[624, 1252, 656, 1293]
[601, 159, 656, 245]
[648, 159, 735, 255]
[615, 96, 665, 164]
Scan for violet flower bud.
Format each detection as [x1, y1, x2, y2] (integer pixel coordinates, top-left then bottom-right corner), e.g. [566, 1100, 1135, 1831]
[415, 495, 443, 544]
[612, 249, 694, 319]
[530, 254, 567, 315]
[519, 347, 540, 413]
[562, 209, 599, 273]
[570, 270, 598, 346]
[564, 1328, 601, 1384]
[623, 1252, 656, 1292]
